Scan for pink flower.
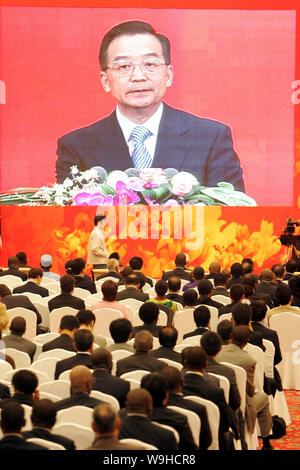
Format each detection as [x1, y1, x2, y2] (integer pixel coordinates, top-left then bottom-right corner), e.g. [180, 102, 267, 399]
[128, 177, 146, 192]
[73, 192, 114, 206]
[113, 181, 140, 205]
[139, 168, 168, 187]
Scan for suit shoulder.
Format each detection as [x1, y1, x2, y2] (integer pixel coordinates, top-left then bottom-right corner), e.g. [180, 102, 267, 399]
[57, 113, 114, 143]
[165, 104, 230, 132]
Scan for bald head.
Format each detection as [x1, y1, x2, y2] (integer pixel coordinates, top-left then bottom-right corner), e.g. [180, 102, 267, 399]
[134, 330, 153, 353]
[260, 269, 275, 282]
[125, 388, 153, 417]
[70, 365, 93, 393]
[209, 261, 221, 274]
[92, 403, 119, 437]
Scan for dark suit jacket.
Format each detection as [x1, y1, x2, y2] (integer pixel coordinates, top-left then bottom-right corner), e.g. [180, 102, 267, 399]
[0, 393, 34, 408]
[13, 281, 49, 298]
[205, 357, 241, 411]
[1, 333, 36, 362]
[96, 271, 122, 281]
[183, 326, 209, 340]
[56, 104, 245, 192]
[167, 393, 212, 450]
[119, 414, 178, 451]
[0, 435, 47, 450]
[116, 351, 167, 377]
[211, 286, 230, 298]
[54, 352, 93, 380]
[0, 383, 10, 400]
[48, 292, 85, 312]
[92, 368, 130, 408]
[74, 275, 97, 294]
[132, 323, 163, 338]
[150, 345, 182, 363]
[196, 296, 223, 312]
[162, 267, 193, 282]
[23, 427, 76, 450]
[86, 436, 146, 450]
[116, 287, 149, 302]
[226, 276, 243, 289]
[255, 281, 279, 308]
[42, 333, 76, 353]
[1, 294, 42, 324]
[166, 293, 184, 305]
[0, 267, 27, 281]
[55, 391, 103, 411]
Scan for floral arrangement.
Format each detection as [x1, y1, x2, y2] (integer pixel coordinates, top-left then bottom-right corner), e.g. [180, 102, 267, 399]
[0, 166, 256, 206]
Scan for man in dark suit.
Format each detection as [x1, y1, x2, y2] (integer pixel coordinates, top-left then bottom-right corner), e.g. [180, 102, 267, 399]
[195, 279, 223, 312]
[162, 253, 193, 282]
[42, 315, 79, 352]
[70, 258, 97, 294]
[0, 284, 42, 327]
[91, 348, 130, 408]
[0, 369, 39, 409]
[182, 266, 205, 292]
[129, 256, 153, 287]
[226, 262, 244, 289]
[119, 388, 178, 450]
[55, 365, 104, 411]
[23, 399, 76, 450]
[183, 305, 211, 340]
[218, 284, 245, 317]
[13, 267, 49, 297]
[0, 256, 27, 281]
[1, 316, 37, 362]
[150, 326, 182, 363]
[116, 330, 167, 377]
[48, 273, 85, 313]
[231, 303, 265, 351]
[132, 302, 164, 338]
[54, 329, 94, 379]
[116, 273, 149, 302]
[161, 365, 212, 450]
[255, 269, 279, 308]
[211, 272, 231, 298]
[166, 276, 184, 306]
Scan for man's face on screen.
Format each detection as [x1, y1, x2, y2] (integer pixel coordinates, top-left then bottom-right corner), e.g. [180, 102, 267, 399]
[101, 33, 174, 121]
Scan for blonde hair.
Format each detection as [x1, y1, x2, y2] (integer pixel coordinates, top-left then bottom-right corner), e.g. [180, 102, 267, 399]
[0, 303, 9, 331]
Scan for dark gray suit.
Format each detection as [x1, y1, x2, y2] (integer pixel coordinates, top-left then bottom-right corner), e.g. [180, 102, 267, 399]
[116, 351, 167, 377]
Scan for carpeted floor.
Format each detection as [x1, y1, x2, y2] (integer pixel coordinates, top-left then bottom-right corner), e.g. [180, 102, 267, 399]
[258, 390, 300, 450]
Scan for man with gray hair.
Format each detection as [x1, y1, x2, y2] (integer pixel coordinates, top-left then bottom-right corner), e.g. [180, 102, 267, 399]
[96, 257, 122, 281]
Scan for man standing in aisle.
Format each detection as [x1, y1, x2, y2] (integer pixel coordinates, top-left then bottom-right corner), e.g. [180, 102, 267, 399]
[87, 214, 109, 269]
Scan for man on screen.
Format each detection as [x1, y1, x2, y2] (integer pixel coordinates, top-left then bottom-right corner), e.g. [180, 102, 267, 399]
[56, 20, 245, 191]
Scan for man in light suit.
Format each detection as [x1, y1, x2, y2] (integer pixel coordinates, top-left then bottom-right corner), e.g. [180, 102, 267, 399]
[55, 20, 245, 193]
[87, 215, 109, 269]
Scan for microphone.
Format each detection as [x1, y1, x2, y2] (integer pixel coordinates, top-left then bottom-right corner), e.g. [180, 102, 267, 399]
[163, 168, 179, 179]
[125, 168, 140, 177]
[90, 166, 108, 183]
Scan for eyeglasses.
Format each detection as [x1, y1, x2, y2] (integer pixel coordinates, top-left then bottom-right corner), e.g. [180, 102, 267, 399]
[105, 58, 167, 76]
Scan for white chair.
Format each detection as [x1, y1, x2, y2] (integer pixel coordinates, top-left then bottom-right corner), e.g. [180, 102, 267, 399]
[38, 349, 76, 361]
[262, 339, 275, 379]
[30, 357, 59, 381]
[205, 306, 219, 332]
[182, 335, 202, 346]
[0, 359, 13, 376]
[152, 421, 180, 444]
[167, 405, 200, 447]
[52, 422, 94, 450]
[32, 341, 43, 361]
[39, 380, 71, 399]
[173, 309, 195, 343]
[26, 437, 65, 450]
[118, 299, 144, 314]
[73, 287, 91, 299]
[217, 313, 232, 324]
[7, 308, 37, 340]
[38, 391, 61, 402]
[158, 358, 182, 371]
[56, 405, 93, 428]
[119, 438, 158, 450]
[158, 309, 168, 326]
[124, 378, 140, 390]
[34, 302, 51, 329]
[50, 307, 78, 333]
[120, 370, 151, 382]
[34, 332, 59, 345]
[0, 275, 23, 287]
[22, 404, 33, 431]
[211, 295, 231, 305]
[185, 395, 220, 450]
[207, 372, 230, 403]
[58, 369, 71, 381]
[1, 348, 31, 368]
[244, 343, 264, 392]
[269, 313, 300, 389]
[111, 349, 133, 361]
[92, 308, 124, 338]
[21, 292, 43, 304]
[90, 390, 120, 411]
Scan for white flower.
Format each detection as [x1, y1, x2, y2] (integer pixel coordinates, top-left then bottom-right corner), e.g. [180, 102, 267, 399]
[171, 172, 198, 196]
[81, 168, 99, 180]
[106, 170, 130, 191]
[70, 165, 79, 175]
[63, 178, 73, 189]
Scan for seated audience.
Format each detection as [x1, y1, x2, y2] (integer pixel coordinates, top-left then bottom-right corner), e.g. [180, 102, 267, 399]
[150, 326, 182, 363]
[91, 280, 128, 318]
[13, 267, 49, 297]
[0, 401, 47, 450]
[267, 284, 300, 320]
[23, 399, 76, 450]
[283, 259, 298, 281]
[205, 261, 221, 280]
[271, 264, 286, 287]
[117, 266, 134, 286]
[55, 365, 103, 411]
[242, 273, 273, 307]
[129, 256, 153, 287]
[119, 388, 178, 450]
[219, 284, 245, 317]
[0, 256, 27, 281]
[211, 272, 231, 298]
[0, 369, 39, 408]
[116, 273, 149, 302]
[109, 251, 124, 269]
[243, 284, 254, 304]
[289, 274, 300, 308]
[76, 309, 107, 349]
[40, 254, 60, 281]
[54, 329, 94, 379]
[132, 302, 164, 338]
[42, 315, 79, 352]
[1, 316, 36, 362]
[217, 320, 233, 346]
[86, 403, 145, 450]
[16, 252, 30, 268]
[91, 348, 130, 408]
[148, 279, 178, 314]
[107, 318, 134, 353]
[0, 284, 42, 328]
[182, 266, 205, 292]
[255, 268, 279, 308]
[116, 330, 167, 377]
[226, 262, 244, 288]
[162, 253, 193, 282]
[241, 258, 255, 275]
[166, 276, 184, 306]
[231, 303, 265, 351]
[161, 365, 212, 450]
[96, 258, 122, 281]
[48, 274, 85, 312]
[195, 279, 223, 312]
[71, 258, 97, 294]
[183, 305, 211, 340]
[182, 289, 198, 309]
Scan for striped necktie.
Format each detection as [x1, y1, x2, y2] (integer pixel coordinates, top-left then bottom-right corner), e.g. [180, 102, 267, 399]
[130, 126, 153, 170]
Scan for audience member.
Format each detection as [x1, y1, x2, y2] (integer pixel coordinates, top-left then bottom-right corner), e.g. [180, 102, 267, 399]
[148, 280, 178, 316]
[162, 253, 193, 282]
[1, 317, 36, 362]
[231, 303, 265, 351]
[107, 318, 134, 353]
[42, 315, 79, 352]
[129, 256, 153, 286]
[22, 399, 76, 450]
[267, 284, 300, 320]
[182, 266, 205, 292]
[241, 258, 255, 275]
[91, 280, 128, 318]
[150, 326, 182, 363]
[54, 329, 94, 379]
[242, 273, 273, 307]
[217, 319, 233, 345]
[183, 305, 211, 340]
[0, 369, 39, 408]
[218, 284, 245, 317]
[0, 256, 27, 281]
[0, 284, 42, 328]
[117, 266, 134, 286]
[182, 289, 198, 309]
[283, 259, 298, 281]
[76, 309, 107, 348]
[96, 258, 122, 281]
[109, 251, 124, 269]
[48, 274, 85, 312]
[271, 264, 286, 287]
[71, 258, 97, 294]
[116, 330, 167, 377]
[255, 268, 279, 308]
[55, 365, 103, 411]
[16, 252, 30, 268]
[226, 263, 244, 288]
[289, 274, 300, 307]
[195, 279, 223, 312]
[116, 273, 149, 302]
[132, 302, 164, 338]
[13, 267, 49, 297]
[243, 284, 254, 304]
[166, 276, 184, 305]
[205, 261, 221, 280]
[40, 254, 60, 280]
[91, 348, 130, 408]
[211, 272, 231, 298]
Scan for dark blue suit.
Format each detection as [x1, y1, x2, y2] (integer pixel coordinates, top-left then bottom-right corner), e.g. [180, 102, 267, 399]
[56, 104, 245, 191]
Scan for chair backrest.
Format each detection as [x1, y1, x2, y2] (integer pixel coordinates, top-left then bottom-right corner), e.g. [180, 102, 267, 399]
[269, 313, 300, 352]
[244, 343, 264, 392]
[207, 372, 230, 403]
[7, 308, 37, 340]
[167, 405, 200, 447]
[34, 332, 60, 345]
[58, 369, 71, 381]
[118, 298, 144, 313]
[262, 339, 275, 379]
[21, 404, 33, 431]
[120, 370, 151, 382]
[124, 378, 141, 390]
[26, 437, 65, 450]
[49, 307, 78, 333]
[52, 422, 94, 450]
[211, 295, 231, 305]
[85, 294, 103, 308]
[38, 349, 76, 361]
[38, 380, 71, 399]
[34, 302, 51, 329]
[90, 390, 120, 411]
[20, 292, 42, 303]
[119, 438, 158, 450]
[0, 275, 23, 287]
[38, 391, 61, 402]
[205, 306, 219, 332]
[92, 308, 124, 338]
[173, 309, 195, 343]
[220, 361, 247, 417]
[2, 348, 31, 368]
[111, 349, 133, 361]
[184, 395, 220, 450]
[152, 421, 180, 444]
[73, 287, 91, 299]
[217, 313, 232, 324]
[158, 358, 182, 371]
[56, 405, 93, 428]
[30, 356, 59, 381]
[182, 335, 202, 346]
[0, 358, 13, 376]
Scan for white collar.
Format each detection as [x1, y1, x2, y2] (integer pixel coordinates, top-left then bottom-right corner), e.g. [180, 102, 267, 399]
[116, 103, 164, 143]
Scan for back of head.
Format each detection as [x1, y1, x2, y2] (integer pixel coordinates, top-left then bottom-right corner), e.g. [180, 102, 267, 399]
[8, 256, 20, 268]
[175, 252, 186, 267]
[167, 276, 181, 293]
[217, 319, 233, 343]
[93, 403, 117, 435]
[250, 299, 267, 322]
[230, 262, 243, 278]
[139, 302, 159, 324]
[242, 261, 253, 275]
[185, 346, 207, 371]
[70, 258, 86, 275]
[12, 369, 38, 394]
[76, 309, 96, 328]
[286, 259, 297, 273]
[101, 279, 118, 301]
[28, 267, 43, 280]
[125, 273, 140, 287]
[70, 365, 93, 392]
[60, 273, 75, 293]
[288, 275, 300, 297]
[197, 279, 213, 296]
[59, 314, 79, 332]
[260, 268, 275, 282]
[141, 372, 168, 407]
[242, 273, 258, 288]
[129, 256, 143, 270]
[1, 401, 25, 434]
[31, 399, 57, 429]
[214, 272, 227, 287]
[209, 261, 221, 274]
[121, 266, 134, 280]
[125, 388, 153, 416]
[74, 328, 94, 352]
[0, 284, 11, 297]
[109, 317, 132, 343]
[134, 330, 153, 352]
[16, 252, 27, 266]
[183, 288, 198, 307]
[193, 305, 210, 327]
[155, 279, 168, 296]
[10, 316, 26, 336]
[160, 365, 182, 393]
[200, 331, 222, 357]
[193, 266, 205, 281]
[94, 214, 106, 226]
[232, 303, 252, 326]
[230, 284, 244, 302]
[159, 326, 178, 348]
[91, 348, 112, 370]
[275, 284, 292, 305]
[65, 259, 74, 275]
[232, 325, 250, 348]
[107, 258, 119, 272]
[271, 264, 285, 279]
[40, 254, 53, 269]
